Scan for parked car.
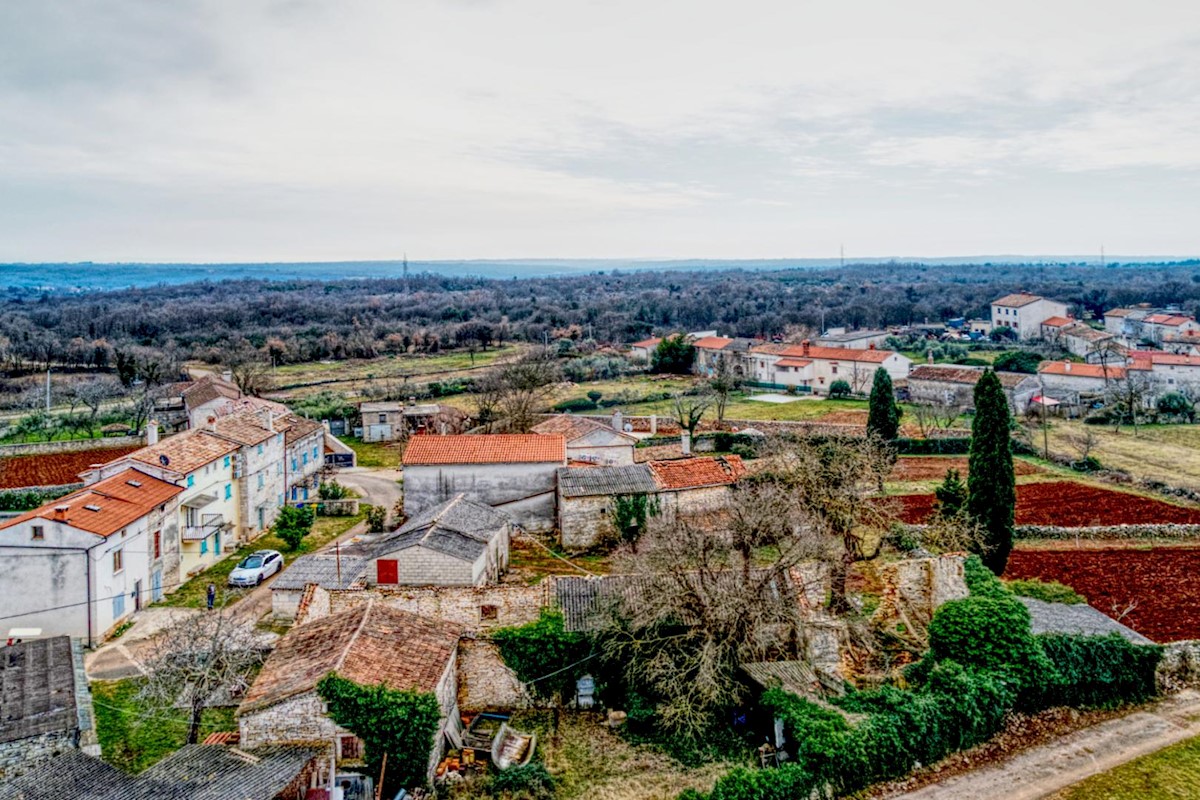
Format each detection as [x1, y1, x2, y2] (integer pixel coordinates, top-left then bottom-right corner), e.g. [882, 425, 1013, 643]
[228, 550, 284, 587]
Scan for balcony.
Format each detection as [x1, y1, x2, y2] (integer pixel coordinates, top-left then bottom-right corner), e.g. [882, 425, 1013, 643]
[182, 513, 225, 541]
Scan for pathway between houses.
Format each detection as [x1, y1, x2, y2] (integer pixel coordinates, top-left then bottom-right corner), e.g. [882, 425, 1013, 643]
[884, 689, 1200, 800]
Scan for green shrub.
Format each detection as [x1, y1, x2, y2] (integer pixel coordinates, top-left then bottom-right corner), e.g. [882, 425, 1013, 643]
[364, 504, 388, 533]
[274, 505, 315, 551]
[1026, 634, 1162, 710]
[829, 379, 852, 398]
[993, 351, 1042, 374]
[318, 480, 352, 500]
[934, 468, 967, 517]
[492, 609, 590, 701]
[927, 595, 1051, 688]
[893, 438, 972, 455]
[553, 397, 599, 413]
[1005, 578, 1086, 605]
[489, 763, 556, 799]
[707, 764, 814, 800]
[0, 488, 68, 511]
[962, 554, 1009, 599]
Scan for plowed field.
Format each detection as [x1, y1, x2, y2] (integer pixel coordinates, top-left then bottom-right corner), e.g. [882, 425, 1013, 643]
[1005, 547, 1200, 641]
[889, 456, 1042, 482]
[0, 445, 141, 490]
[892, 481, 1200, 527]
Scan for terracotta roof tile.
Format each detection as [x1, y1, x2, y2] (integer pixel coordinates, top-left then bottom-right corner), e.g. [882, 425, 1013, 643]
[128, 430, 239, 474]
[402, 434, 566, 465]
[278, 414, 325, 447]
[532, 415, 633, 444]
[691, 336, 735, 350]
[208, 410, 277, 447]
[630, 337, 662, 348]
[238, 604, 460, 714]
[992, 292, 1045, 308]
[1041, 316, 1074, 327]
[773, 358, 813, 368]
[0, 468, 182, 537]
[648, 455, 746, 491]
[1037, 361, 1127, 380]
[779, 344, 895, 363]
[181, 375, 242, 410]
[0, 445, 141, 490]
[1144, 313, 1194, 326]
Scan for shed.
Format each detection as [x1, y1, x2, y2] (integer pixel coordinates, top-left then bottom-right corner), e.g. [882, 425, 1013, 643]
[533, 415, 638, 466]
[269, 553, 368, 620]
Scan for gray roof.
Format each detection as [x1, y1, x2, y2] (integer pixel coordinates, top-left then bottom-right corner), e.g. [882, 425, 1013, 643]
[0, 750, 138, 800]
[1020, 597, 1156, 645]
[0, 636, 79, 744]
[271, 553, 368, 591]
[557, 465, 658, 498]
[138, 744, 324, 799]
[554, 575, 656, 632]
[817, 330, 887, 343]
[372, 493, 508, 562]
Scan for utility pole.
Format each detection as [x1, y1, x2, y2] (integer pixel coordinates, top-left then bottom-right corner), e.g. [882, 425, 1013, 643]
[1100, 245, 1105, 268]
[402, 252, 409, 293]
[45, 369, 51, 413]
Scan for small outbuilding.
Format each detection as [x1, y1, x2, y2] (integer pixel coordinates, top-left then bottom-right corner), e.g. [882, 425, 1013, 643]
[532, 415, 637, 466]
[367, 493, 511, 587]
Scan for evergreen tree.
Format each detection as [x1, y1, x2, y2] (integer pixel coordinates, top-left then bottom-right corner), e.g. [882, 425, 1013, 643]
[866, 368, 900, 440]
[934, 468, 967, 518]
[967, 370, 1016, 574]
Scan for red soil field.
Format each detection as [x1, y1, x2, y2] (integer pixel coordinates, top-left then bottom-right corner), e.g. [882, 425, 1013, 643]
[1005, 547, 1200, 642]
[889, 456, 1042, 482]
[892, 481, 1200, 527]
[0, 446, 141, 490]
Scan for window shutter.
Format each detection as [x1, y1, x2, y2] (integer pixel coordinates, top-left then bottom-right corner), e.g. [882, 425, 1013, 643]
[376, 559, 398, 584]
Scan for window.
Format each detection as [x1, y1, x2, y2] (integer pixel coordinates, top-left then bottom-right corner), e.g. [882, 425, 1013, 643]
[31, 525, 44, 541]
[312, 446, 319, 459]
[225, 484, 232, 500]
[376, 559, 399, 584]
[480, 605, 499, 621]
[257, 443, 263, 455]
[378, 413, 387, 424]
[291, 458, 298, 471]
[223, 456, 231, 468]
[187, 475, 194, 488]
[153, 530, 161, 559]
[200, 539, 208, 555]
[831, 365, 838, 375]
[301, 453, 308, 466]
[338, 735, 363, 761]
[257, 473, 264, 489]
[112, 593, 125, 619]
[113, 548, 123, 573]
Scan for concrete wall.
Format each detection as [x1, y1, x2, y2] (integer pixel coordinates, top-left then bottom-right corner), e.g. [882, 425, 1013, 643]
[404, 461, 560, 532]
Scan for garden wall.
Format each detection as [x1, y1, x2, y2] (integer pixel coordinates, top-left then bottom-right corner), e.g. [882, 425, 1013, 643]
[0, 435, 144, 457]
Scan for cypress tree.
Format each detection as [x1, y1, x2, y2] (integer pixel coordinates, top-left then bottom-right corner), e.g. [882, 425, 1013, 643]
[867, 368, 900, 440]
[968, 370, 1016, 574]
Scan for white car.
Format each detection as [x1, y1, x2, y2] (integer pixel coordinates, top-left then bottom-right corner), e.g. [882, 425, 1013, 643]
[228, 550, 284, 587]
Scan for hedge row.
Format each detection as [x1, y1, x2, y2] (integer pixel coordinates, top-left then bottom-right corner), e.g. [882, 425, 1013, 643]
[0, 488, 70, 512]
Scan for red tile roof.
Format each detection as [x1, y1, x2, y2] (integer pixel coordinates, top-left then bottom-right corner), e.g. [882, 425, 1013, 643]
[0, 445, 142, 490]
[992, 292, 1044, 308]
[691, 336, 735, 350]
[0, 468, 182, 537]
[779, 344, 895, 363]
[402, 434, 566, 465]
[774, 358, 813, 368]
[1144, 314, 1194, 327]
[128, 430, 240, 475]
[1131, 352, 1200, 367]
[649, 455, 746, 491]
[532, 415, 634, 444]
[239, 603, 460, 714]
[630, 337, 662, 349]
[1037, 361, 1127, 380]
[1041, 316, 1074, 328]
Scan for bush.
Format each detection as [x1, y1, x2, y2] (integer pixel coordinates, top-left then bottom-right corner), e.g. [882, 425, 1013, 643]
[1005, 578, 1085, 605]
[553, 397, 599, 413]
[829, 379, 852, 398]
[927, 595, 1051, 688]
[893, 437, 972, 455]
[707, 764, 814, 800]
[1027, 634, 1163, 710]
[318, 480, 352, 500]
[492, 609, 590, 701]
[489, 763, 556, 799]
[0, 488, 68, 511]
[993, 351, 1042, 374]
[587, 390, 603, 404]
[274, 505, 315, 551]
[364, 504, 388, 533]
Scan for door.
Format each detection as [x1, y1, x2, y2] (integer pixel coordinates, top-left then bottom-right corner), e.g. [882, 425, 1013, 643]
[133, 580, 142, 611]
[214, 531, 221, 556]
[151, 570, 163, 602]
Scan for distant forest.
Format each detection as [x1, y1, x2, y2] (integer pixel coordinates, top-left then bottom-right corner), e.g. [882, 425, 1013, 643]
[2, 262, 1200, 374]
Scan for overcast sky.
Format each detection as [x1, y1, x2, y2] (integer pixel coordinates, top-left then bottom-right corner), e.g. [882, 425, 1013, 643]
[2, 0, 1199, 263]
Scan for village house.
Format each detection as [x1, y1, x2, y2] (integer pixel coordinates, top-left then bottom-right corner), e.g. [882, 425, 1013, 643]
[0, 637, 99, 780]
[627, 336, 662, 361]
[990, 292, 1070, 341]
[1039, 320, 1116, 360]
[556, 455, 747, 549]
[532, 414, 637, 465]
[208, 409, 288, 539]
[1037, 360, 1130, 400]
[238, 603, 462, 781]
[1140, 313, 1200, 345]
[365, 493, 511, 587]
[1129, 351, 1200, 396]
[177, 373, 290, 430]
[280, 413, 325, 503]
[269, 553, 368, 620]
[815, 329, 890, 350]
[84, 427, 241, 577]
[0, 469, 184, 642]
[401, 434, 566, 532]
[904, 365, 1038, 413]
[358, 401, 404, 442]
[748, 341, 910, 395]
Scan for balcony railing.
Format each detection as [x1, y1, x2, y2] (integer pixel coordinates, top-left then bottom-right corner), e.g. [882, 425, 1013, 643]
[182, 513, 224, 541]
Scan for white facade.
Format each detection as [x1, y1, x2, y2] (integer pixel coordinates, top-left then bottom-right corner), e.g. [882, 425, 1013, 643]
[991, 294, 1070, 341]
[286, 429, 325, 503]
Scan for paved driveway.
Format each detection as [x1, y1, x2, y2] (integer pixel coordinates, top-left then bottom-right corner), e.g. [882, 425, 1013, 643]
[334, 468, 403, 515]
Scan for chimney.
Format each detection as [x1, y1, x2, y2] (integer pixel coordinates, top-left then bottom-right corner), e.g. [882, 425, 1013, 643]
[221, 370, 233, 383]
[927, 350, 934, 365]
[611, 410, 623, 432]
[146, 420, 159, 446]
[801, 340, 810, 356]
[868, 342, 876, 350]
[1064, 362, 1071, 372]
[649, 414, 658, 435]
[681, 430, 692, 456]
[259, 407, 273, 431]
[207, 415, 218, 431]
[53, 506, 69, 522]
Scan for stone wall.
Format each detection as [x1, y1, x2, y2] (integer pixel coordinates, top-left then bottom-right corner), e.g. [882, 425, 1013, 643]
[0, 730, 79, 781]
[1158, 640, 1200, 693]
[871, 555, 969, 636]
[0, 435, 144, 458]
[559, 494, 614, 550]
[239, 691, 343, 749]
[1015, 523, 1200, 541]
[457, 638, 531, 711]
[370, 546, 479, 587]
[329, 583, 549, 633]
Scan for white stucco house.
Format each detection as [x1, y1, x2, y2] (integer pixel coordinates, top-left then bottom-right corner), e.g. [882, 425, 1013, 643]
[1037, 360, 1129, 397]
[366, 493, 510, 587]
[237, 602, 462, 780]
[748, 340, 910, 395]
[990, 292, 1070, 341]
[0, 468, 183, 645]
[401, 434, 566, 532]
[532, 415, 637, 466]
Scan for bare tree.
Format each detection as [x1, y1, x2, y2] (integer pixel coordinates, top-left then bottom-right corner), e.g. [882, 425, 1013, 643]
[137, 610, 267, 744]
[227, 345, 273, 397]
[708, 356, 742, 425]
[907, 401, 963, 438]
[473, 349, 560, 433]
[63, 377, 119, 438]
[672, 391, 713, 453]
[1104, 371, 1155, 435]
[1065, 426, 1099, 466]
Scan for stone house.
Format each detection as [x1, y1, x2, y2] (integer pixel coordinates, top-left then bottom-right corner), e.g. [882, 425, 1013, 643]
[238, 602, 462, 780]
[815, 329, 890, 350]
[990, 292, 1070, 341]
[359, 401, 404, 442]
[270, 553, 368, 620]
[279, 414, 325, 503]
[905, 365, 1039, 414]
[1037, 360, 1129, 399]
[0, 637, 99, 780]
[556, 455, 747, 549]
[1141, 313, 1200, 345]
[532, 415, 637, 466]
[1054, 322, 1116, 360]
[401, 434, 566, 532]
[627, 336, 662, 361]
[0, 470, 184, 643]
[366, 493, 511, 587]
[209, 409, 288, 540]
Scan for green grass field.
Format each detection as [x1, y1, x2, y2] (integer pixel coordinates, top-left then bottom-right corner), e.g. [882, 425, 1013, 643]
[1049, 733, 1200, 799]
[159, 510, 365, 609]
[92, 678, 237, 774]
[1044, 420, 1200, 490]
[344, 437, 403, 468]
[272, 346, 521, 384]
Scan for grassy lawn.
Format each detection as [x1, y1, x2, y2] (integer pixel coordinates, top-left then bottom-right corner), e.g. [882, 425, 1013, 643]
[509, 711, 731, 800]
[158, 510, 366, 608]
[272, 346, 521, 385]
[344, 437, 404, 468]
[507, 537, 613, 583]
[1049, 733, 1200, 800]
[92, 678, 236, 774]
[1043, 420, 1200, 489]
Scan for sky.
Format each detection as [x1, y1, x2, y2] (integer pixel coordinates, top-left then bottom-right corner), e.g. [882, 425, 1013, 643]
[1, 0, 1199, 263]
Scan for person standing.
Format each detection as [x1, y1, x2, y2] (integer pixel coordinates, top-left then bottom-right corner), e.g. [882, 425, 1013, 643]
[206, 583, 216, 611]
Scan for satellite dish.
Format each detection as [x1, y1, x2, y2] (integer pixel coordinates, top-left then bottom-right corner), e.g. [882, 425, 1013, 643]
[159, 454, 170, 467]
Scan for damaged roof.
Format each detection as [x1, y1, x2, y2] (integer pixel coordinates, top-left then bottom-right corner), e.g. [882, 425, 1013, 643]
[371, 493, 509, 562]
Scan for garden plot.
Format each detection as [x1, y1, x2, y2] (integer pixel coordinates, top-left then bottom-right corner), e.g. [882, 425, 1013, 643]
[747, 393, 807, 403]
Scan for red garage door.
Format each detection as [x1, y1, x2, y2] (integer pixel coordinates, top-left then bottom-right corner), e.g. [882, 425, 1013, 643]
[376, 559, 398, 584]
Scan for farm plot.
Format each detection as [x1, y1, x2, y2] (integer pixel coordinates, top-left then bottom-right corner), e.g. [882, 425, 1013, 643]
[1005, 547, 1200, 642]
[891, 481, 1200, 526]
[889, 456, 1042, 483]
[0, 445, 142, 490]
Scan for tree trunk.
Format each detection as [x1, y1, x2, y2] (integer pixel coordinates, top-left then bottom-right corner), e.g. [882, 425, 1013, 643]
[827, 551, 853, 614]
[187, 701, 204, 745]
